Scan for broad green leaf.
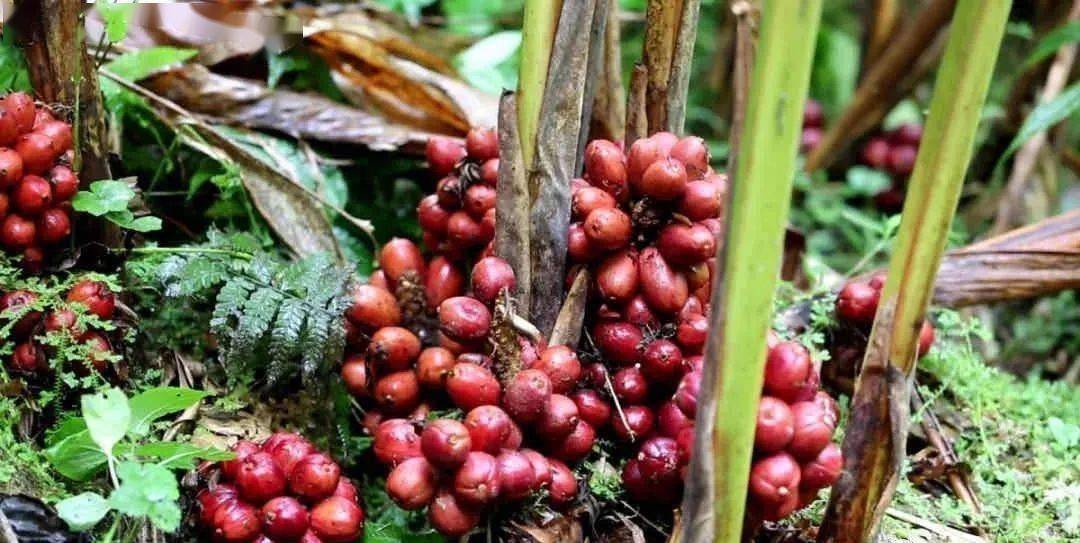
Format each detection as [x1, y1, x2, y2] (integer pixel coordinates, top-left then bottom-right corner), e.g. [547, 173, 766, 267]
[454, 31, 522, 94]
[82, 388, 131, 456]
[845, 166, 892, 196]
[109, 461, 182, 532]
[128, 387, 208, 437]
[96, 2, 137, 42]
[104, 46, 197, 81]
[72, 181, 137, 217]
[45, 430, 108, 481]
[0, 30, 33, 93]
[56, 492, 111, 532]
[996, 82, 1080, 172]
[810, 26, 860, 118]
[1024, 22, 1080, 68]
[46, 417, 88, 446]
[109, 214, 163, 233]
[135, 442, 233, 470]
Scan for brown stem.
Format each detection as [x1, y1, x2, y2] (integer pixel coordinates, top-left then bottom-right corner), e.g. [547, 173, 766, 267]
[726, 0, 758, 175]
[863, 0, 901, 72]
[665, 0, 702, 134]
[625, 63, 649, 147]
[589, 0, 626, 142]
[642, 0, 683, 134]
[805, 0, 956, 172]
[494, 93, 532, 313]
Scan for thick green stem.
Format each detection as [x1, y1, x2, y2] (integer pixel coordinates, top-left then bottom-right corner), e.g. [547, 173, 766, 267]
[819, 1, 1010, 541]
[681, 2, 822, 542]
[517, 0, 562, 168]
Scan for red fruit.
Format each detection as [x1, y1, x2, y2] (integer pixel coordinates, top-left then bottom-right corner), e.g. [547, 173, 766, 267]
[595, 250, 639, 304]
[801, 98, 824, 128]
[423, 256, 465, 309]
[861, 137, 890, 169]
[875, 185, 905, 213]
[918, 320, 935, 357]
[657, 223, 715, 266]
[836, 281, 879, 325]
[234, 452, 287, 504]
[480, 158, 499, 185]
[754, 396, 795, 453]
[641, 339, 683, 384]
[417, 194, 450, 236]
[44, 308, 79, 335]
[2, 214, 35, 248]
[753, 490, 800, 522]
[465, 127, 498, 161]
[32, 108, 55, 130]
[612, 405, 655, 443]
[547, 459, 578, 507]
[626, 137, 667, 185]
[1, 290, 40, 337]
[222, 441, 260, 481]
[536, 394, 580, 439]
[78, 332, 111, 375]
[212, 500, 261, 543]
[198, 484, 238, 527]
[340, 357, 371, 398]
[416, 347, 454, 389]
[435, 176, 462, 210]
[584, 139, 628, 200]
[446, 210, 485, 248]
[0, 148, 23, 189]
[309, 496, 364, 543]
[547, 420, 595, 462]
[593, 321, 643, 365]
[37, 121, 72, 154]
[367, 327, 421, 372]
[570, 389, 611, 429]
[621, 295, 658, 329]
[480, 208, 495, 243]
[621, 459, 649, 501]
[463, 184, 496, 219]
[887, 144, 918, 177]
[0, 111, 17, 147]
[332, 479, 358, 501]
[439, 296, 491, 342]
[0, 192, 7, 218]
[378, 238, 425, 287]
[471, 257, 515, 305]
[262, 432, 306, 453]
[502, 369, 553, 424]
[495, 450, 535, 501]
[463, 405, 513, 454]
[452, 451, 500, 507]
[676, 426, 695, 465]
[657, 401, 694, 438]
[421, 419, 472, 469]
[678, 179, 722, 221]
[582, 362, 609, 389]
[800, 442, 843, 489]
[800, 127, 823, 153]
[638, 158, 687, 201]
[35, 208, 69, 245]
[890, 123, 922, 146]
[764, 341, 814, 403]
[748, 453, 801, 505]
[637, 437, 681, 486]
[20, 246, 44, 273]
[290, 453, 341, 502]
[814, 391, 840, 427]
[639, 247, 689, 315]
[374, 371, 421, 416]
[386, 456, 438, 510]
[268, 437, 315, 476]
[611, 367, 648, 404]
[262, 496, 310, 542]
[367, 270, 390, 291]
[674, 370, 702, 418]
[14, 132, 56, 175]
[299, 531, 322, 543]
[583, 207, 631, 251]
[531, 345, 582, 394]
[426, 136, 466, 177]
[373, 419, 422, 467]
[446, 362, 501, 410]
[347, 285, 401, 330]
[10, 342, 44, 373]
[670, 136, 709, 179]
[685, 261, 711, 293]
[572, 186, 617, 221]
[566, 222, 595, 263]
[788, 401, 834, 460]
[3, 93, 35, 134]
[521, 449, 552, 491]
[428, 488, 479, 538]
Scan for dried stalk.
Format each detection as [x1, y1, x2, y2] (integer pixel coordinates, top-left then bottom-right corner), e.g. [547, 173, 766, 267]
[805, 0, 957, 172]
[548, 268, 590, 347]
[589, 0, 626, 142]
[819, 2, 1010, 540]
[863, 0, 901, 71]
[726, 0, 759, 175]
[642, 0, 683, 133]
[494, 93, 532, 313]
[665, 0, 702, 134]
[625, 63, 649, 147]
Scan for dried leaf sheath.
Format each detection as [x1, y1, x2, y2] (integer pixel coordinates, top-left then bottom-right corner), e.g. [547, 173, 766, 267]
[494, 93, 533, 313]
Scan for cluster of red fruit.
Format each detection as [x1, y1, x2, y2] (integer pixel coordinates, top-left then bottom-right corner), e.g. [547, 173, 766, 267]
[800, 99, 825, 154]
[2, 280, 116, 377]
[341, 240, 581, 537]
[835, 272, 935, 356]
[197, 432, 365, 543]
[0, 92, 79, 272]
[418, 128, 499, 260]
[858, 123, 923, 212]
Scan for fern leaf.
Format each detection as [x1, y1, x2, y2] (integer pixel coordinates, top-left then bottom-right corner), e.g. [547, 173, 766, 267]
[266, 298, 307, 386]
[210, 277, 254, 332]
[227, 286, 283, 369]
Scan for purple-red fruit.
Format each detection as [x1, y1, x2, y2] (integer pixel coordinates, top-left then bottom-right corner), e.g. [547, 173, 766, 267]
[593, 321, 643, 365]
[262, 496, 310, 543]
[748, 453, 801, 505]
[612, 405, 655, 443]
[309, 496, 364, 543]
[471, 257, 515, 305]
[373, 419, 422, 467]
[426, 137, 466, 177]
[800, 442, 843, 489]
[446, 362, 501, 410]
[452, 451, 500, 507]
[386, 457, 438, 510]
[234, 452, 287, 505]
[571, 389, 612, 429]
[583, 207, 632, 251]
[502, 369, 553, 424]
[595, 250, 639, 304]
[531, 345, 582, 394]
[374, 371, 421, 416]
[764, 341, 814, 403]
[536, 394, 580, 439]
[465, 127, 498, 162]
[495, 450, 535, 501]
[754, 396, 795, 453]
[638, 158, 688, 201]
[438, 296, 491, 342]
[547, 420, 595, 462]
[289, 453, 341, 502]
[428, 488, 479, 538]
[212, 501, 262, 543]
[788, 401, 834, 460]
[367, 326, 421, 372]
[638, 247, 689, 315]
[641, 339, 683, 383]
[416, 347, 455, 389]
[421, 419, 472, 469]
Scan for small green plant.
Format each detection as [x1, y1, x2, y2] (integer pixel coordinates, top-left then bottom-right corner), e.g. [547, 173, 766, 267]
[72, 179, 162, 232]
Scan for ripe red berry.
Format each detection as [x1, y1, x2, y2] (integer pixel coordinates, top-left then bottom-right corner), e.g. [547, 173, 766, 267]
[584, 139, 628, 200]
[595, 250, 639, 304]
[626, 137, 666, 186]
[887, 144, 917, 177]
[332, 479, 358, 501]
[763, 341, 814, 403]
[416, 347, 455, 389]
[289, 453, 341, 502]
[637, 437, 682, 486]
[347, 284, 401, 330]
[3, 93, 35, 134]
[212, 500, 261, 543]
[502, 369, 553, 424]
[638, 247, 689, 315]
[495, 450, 535, 501]
[2, 214, 36, 249]
[426, 136, 466, 177]
[424, 257, 466, 309]
[373, 419, 422, 467]
[463, 184, 496, 219]
[861, 137, 890, 169]
[570, 389, 612, 429]
[262, 496, 310, 543]
[267, 436, 315, 476]
[37, 121, 72, 154]
[438, 296, 491, 342]
[465, 127, 498, 162]
[66, 280, 117, 320]
[386, 456, 438, 510]
[36, 207, 70, 244]
[480, 158, 499, 185]
[428, 488, 479, 538]
[309, 496, 364, 543]
[0, 111, 18, 147]
[197, 484, 238, 527]
[221, 441, 260, 481]
[611, 366, 648, 404]
[800, 442, 843, 489]
[470, 256, 515, 306]
[678, 179, 723, 221]
[373, 371, 421, 416]
[417, 194, 451, 237]
[0, 148, 23, 189]
[918, 320, 935, 357]
[566, 222, 594, 263]
[367, 326, 421, 372]
[754, 396, 795, 453]
[670, 136, 709, 179]
[531, 345, 582, 394]
[572, 186, 617, 221]
[674, 370, 702, 418]
[420, 418, 472, 469]
[446, 210, 485, 248]
[583, 207, 631, 251]
[378, 238, 425, 287]
[788, 401, 834, 460]
[452, 451, 500, 507]
[748, 453, 801, 506]
[547, 459, 578, 507]
[46, 165, 78, 201]
[536, 394, 580, 439]
[637, 158, 688, 201]
[340, 357, 371, 399]
[547, 419, 595, 463]
[623, 295, 659, 328]
[612, 405, 655, 443]
[656, 400, 694, 439]
[445, 362, 501, 410]
[641, 339, 683, 384]
[593, 321, 643, 365]
[76, 332, 111, 375]
[836, 281, 879, 325]
[462, 405, 513, 454]
[234, 452, 287, 505]
[656, 223, 716, 266]
[43, 308, 79, 335]
[15, 132, 57, 175]
[10, 342, 45, 373]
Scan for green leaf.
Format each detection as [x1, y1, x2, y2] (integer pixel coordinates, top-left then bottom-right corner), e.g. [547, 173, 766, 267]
[0, 30, 33, 93]
[96, 2, 137, 42]
[1024, 22, 1080, 68]
[82, 388, 131, 456]
[135, 442, 233, 471]
[72, 181, 137, 217]
[56, 492, 111, 532]
[454, 31, 522, 94]
[108, 461, 182, 532]
[128, 387, 208, 437]
[845, 166, 893, 196]
[45, 431, 108, 481]
[374, 0, 437, 26]
[104, 46, 197, 81]
[810, 26, 860, 118]
[108, 214, 163, 233]
[996, 82, 1080, 172]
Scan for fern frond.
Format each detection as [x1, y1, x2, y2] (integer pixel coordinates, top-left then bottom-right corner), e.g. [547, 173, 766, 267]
[267, 298, 307, 386]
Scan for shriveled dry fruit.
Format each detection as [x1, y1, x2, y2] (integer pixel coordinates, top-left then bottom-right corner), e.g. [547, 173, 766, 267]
[194, 432, 364, 543]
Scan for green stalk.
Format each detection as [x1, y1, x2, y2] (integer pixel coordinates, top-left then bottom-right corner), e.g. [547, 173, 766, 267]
[700, 1, 822, 542]
[517, 0, 562, 168]
[819, 1, 1010, 541]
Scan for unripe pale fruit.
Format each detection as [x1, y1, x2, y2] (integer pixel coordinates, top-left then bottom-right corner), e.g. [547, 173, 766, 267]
[502, 369, 553, 424]
[445, 362, 501, 410]
[234, 452, 287, 505]
[373, 371, 421, 416]
[386, 457, 438, 510]
[452, 451, 500, 507]
[261, 496, 310, 543]
[465, 127, 498, 161]
[535, 394, 580, 439]
[367, 327, 421, 372]
[583, 207, 631, 251]
[426, 137, 466, 177]
[612, 405, 655, 443]
[438, 296, 491, 342]
[593, 321, 643, 365]
[800, 442, 843, 489]
[373, 419, 422, 467]
[637, 158, 688, 200]
[656, 223, 715, 266]
[309, 496, 364, 543]
[290, 453, 341, 502]
[347, 285, 401, 330]
[638, 247, 689, 315]
[428, 488, 479, 538]
[670, 136, 709, 179]
[641, 339, 683, 384]
[471, 257, 515, 306]
[531, 345, 582, 394]
[340, 357, 371, 398]
[754, 396, 795, 453]
[416, 347, 455, 389]
[570, 389, 612, 429]
[748, 453, 801, 506]
[496, 450, 535, 501]
[595, 250, 639, 304]
[572, 186, 617, 221]
[763, 341, 814, 403]
[547, 420, 595, 462]
[584, 139, 628, 200]
[421, 418, 472, 469]
[424, 256, 465, 308]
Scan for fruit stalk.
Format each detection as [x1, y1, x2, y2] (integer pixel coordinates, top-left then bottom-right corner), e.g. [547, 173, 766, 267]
[517, 0, 563, 168]
[679, 1, 822, 542]
[819, 1, 1011, 541]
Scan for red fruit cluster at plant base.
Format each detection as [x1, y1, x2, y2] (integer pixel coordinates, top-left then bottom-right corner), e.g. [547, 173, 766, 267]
[197, 432, 364, 543]
[800, 99, 825, 154]
[420, 128, 499, 261]
[2, 280, 117, 377]
[835, 273, 935, 358]
[858, 123, 923, 212]
[0, 92, 78, 272]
